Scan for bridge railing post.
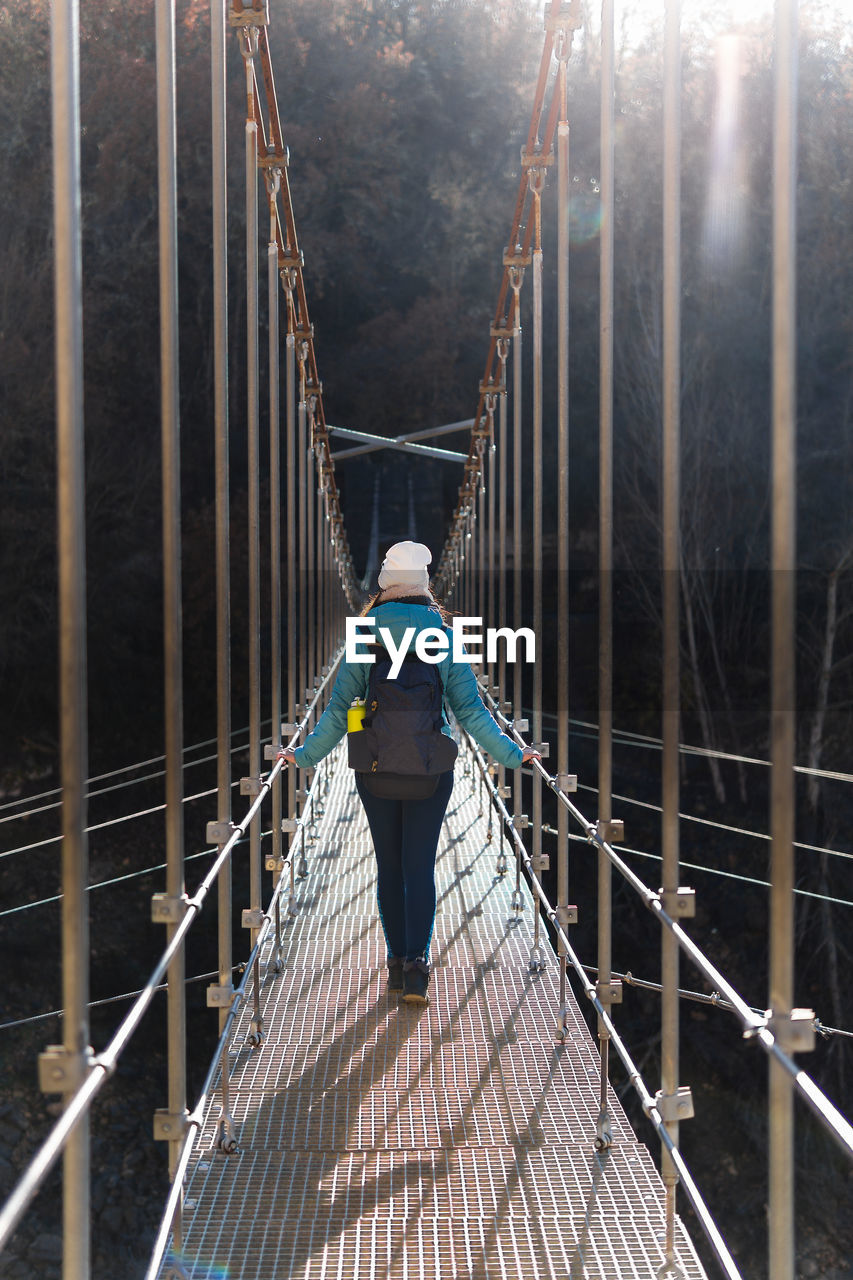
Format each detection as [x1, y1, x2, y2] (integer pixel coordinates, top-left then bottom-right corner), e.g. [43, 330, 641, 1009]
[48, 0, 91, 1272]
[596, 0, 617, 1155]
[769, 2, 804, 1277]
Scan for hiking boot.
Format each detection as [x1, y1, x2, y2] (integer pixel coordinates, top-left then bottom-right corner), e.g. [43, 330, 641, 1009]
[402, 958, 431, 1005]
[387, 957, 405, 993]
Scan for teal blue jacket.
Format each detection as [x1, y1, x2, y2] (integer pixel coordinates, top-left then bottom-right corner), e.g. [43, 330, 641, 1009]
[294, 600, 524, 771]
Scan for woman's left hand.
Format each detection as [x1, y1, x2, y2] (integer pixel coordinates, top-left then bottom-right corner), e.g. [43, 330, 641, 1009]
[521, 746, 542, 764]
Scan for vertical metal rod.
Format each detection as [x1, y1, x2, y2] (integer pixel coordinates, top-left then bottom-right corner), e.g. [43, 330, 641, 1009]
[285, 325, 297, 852]
[51, 2, 89, 1274]
[770, 1, 798, 1276]
[556, 63, 571, 1023]
[487, 412, 496, 693]
[478, 452, 486, 638]
[268, 215, 283, 924]
[598, 0, 616, 1136]
[497, 345, 509, 872]
[532, 183, 544, 962]
[661, 0, 683, 1257]
[467, 506, 473, 620]
[297, 353, 308, 734]
[512, 286, 524, 907]
[241, 44, 262, 956]
[316, 462, 324, 679]
[306, 408, 316, 690]
[211, 0, 232, 1042]
[156, 0, 187, 1192]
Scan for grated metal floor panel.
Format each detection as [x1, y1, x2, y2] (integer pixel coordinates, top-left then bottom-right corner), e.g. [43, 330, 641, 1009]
[162, 748, 709, 1279]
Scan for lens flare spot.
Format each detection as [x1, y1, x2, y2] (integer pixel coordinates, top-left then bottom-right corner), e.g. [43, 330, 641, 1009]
[703, 34, 747, 272]
[167, 1252, 230, 1279]
[569, 188, 603, 245]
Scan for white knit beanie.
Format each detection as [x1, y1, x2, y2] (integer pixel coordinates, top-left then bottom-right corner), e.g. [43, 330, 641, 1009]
[377, 540, 432, 590]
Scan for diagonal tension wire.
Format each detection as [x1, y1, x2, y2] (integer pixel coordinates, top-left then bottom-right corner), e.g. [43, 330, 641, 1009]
[0, 821, 277, 921]
[0, 730, 272, 856]
[0, 719, 271, 824]
[0, 968, 243, 1033]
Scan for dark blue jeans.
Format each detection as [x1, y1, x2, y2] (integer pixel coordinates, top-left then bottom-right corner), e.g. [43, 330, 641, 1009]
[355, 770, 454, 963]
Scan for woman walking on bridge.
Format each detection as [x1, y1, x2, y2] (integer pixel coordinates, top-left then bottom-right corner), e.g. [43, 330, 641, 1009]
[279, 540, 539, 1005]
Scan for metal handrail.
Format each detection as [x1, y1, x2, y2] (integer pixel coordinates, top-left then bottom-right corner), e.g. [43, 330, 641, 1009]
[464, 734, 743, 1280]
[0, 655, 343, 1256]
[143, 747, 335, 1280]
[474, 707, 853, 1167]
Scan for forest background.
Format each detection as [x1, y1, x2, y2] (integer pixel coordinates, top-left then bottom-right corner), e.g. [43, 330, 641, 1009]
[1, 0, 853, 1277]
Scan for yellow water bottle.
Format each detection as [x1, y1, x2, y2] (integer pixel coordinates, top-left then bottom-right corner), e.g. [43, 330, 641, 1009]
[347, 698, 366, 732]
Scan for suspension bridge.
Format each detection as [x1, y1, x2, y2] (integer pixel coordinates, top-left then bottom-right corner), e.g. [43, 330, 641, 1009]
[1, 1, 852, 1279]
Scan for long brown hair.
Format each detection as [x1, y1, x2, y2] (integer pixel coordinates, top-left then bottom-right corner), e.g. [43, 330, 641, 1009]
[360, 588, 454, 626]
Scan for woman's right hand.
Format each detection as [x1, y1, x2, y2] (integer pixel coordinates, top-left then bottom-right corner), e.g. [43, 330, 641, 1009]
[276, 746, 296, 766]
[521, 746, 542, 765]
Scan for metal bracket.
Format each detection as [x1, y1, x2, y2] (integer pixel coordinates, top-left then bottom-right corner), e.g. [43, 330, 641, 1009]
[513, 718, 529, 733]
[206, 984, 235, 1010]
[654, 1086, 695, 1124]
[521, 148, 556, 170]
[659, 886, 696, 918]
[39, 1044, 94, 1094]
[555, 772, 577, 793]
[241, 907, 265, 930]
[556, 904, 578, 927]
[533, 742, 550, 759]
[767, 1007, 816, 1054]
[206, 820, 237, 845]
[490, 324, 515, 340]
[595, 1108, 613, 1151]
[595, 979, 623, 1006]
[240, 776, 262, 797]
[281, 722, 299, 736]
[266, 856, 286, 873]
[503, 246, 532, 268]
[513, 813, 529, 829]
[544, 0, 582, 34]
[498, 785, 511, 799]
[264, 744, 282, 761]
[229, 1, 269, 27]
[532, 851, 550, 871]
[258, 146, 289, 170]
[281, 817, 299, 833]
[153, 1108, 191, 1143]
[151, 892, 190, 924]
[596, 818, 624, 843]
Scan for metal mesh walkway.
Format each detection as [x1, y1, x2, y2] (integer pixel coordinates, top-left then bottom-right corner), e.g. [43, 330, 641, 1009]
[163, 750, 708, 1279]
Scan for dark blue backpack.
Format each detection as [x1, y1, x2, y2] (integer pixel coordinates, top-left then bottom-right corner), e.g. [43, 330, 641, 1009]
[347, 648, 458, 798]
